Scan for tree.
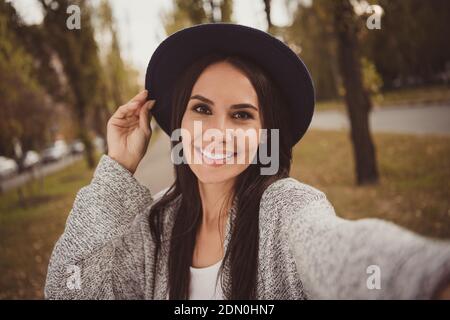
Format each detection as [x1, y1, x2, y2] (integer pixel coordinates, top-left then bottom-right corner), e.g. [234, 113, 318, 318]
[262, 0, 272, 32]
[39, 0, 102, 168]
[272, 0, 379, 184]
[283, 0, 340, 100]
[163, 0, 234, 35]
[0, 1, 59, 204]
[331, 0, 379, 184]
[93, 0, 141, 150]
[219, 0, 233, 22]
[0, 1, 55, 162]
[364, 0, 450, 88]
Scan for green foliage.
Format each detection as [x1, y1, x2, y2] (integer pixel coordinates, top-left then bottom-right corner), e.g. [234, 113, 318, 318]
[285, 0, 450, 99]
[163, 0, 208, 35]
[98, 1, 140, 107]
[39, 0, 104, 167]
[284, 0, 340, 100]
[0, 1, 54, 158]
[364, 0, 450, 87]
[0, 0, 143, 168]
[361, 57, 383, 95]
[163, 0, 234, 35]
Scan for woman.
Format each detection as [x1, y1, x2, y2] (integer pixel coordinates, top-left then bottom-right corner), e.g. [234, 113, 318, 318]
[45, 24, 450, 300]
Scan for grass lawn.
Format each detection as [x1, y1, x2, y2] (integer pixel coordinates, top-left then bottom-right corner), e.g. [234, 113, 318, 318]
[0, 158, 96, 299]
[316, 85, 450, 112]
[0, 130, 449, 299]
[292, 130, 450, 239]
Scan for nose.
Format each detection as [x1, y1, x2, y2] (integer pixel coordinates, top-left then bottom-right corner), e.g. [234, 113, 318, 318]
[209, 113, 226, 132]
[202, 113, 234, 145]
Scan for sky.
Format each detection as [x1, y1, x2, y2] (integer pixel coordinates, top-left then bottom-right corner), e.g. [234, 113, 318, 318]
[9, 0, 293, 76]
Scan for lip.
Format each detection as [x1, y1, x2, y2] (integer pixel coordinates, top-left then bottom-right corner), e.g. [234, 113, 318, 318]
[194, 146, 237, 166]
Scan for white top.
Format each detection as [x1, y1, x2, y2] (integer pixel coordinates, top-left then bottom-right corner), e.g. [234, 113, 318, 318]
[189, 258, 225, 300]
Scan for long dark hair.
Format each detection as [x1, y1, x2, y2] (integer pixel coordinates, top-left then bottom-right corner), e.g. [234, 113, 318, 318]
[149, 53, 293, 299]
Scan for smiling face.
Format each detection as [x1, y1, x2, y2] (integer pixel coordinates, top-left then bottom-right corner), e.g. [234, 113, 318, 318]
[180, 61, 263, 184]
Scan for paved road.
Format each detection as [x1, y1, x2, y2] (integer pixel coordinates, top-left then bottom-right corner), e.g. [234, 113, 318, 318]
[1, 137, 174, 195]
[0, 154, 83, 193]
[134, 131, 175, 195]
[311, 104, 450, 135]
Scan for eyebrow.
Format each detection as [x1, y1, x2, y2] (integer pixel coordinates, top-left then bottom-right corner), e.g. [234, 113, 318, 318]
[190, 94, 259, 111]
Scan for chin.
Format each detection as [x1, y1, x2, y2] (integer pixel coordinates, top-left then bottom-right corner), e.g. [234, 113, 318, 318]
[189, 163, 247, 185]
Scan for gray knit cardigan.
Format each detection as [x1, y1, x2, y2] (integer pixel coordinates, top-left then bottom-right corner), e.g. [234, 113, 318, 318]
[44, 155, 450, 299]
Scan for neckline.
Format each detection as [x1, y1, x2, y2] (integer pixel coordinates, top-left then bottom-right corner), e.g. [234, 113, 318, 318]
[190, 258, 223, 271]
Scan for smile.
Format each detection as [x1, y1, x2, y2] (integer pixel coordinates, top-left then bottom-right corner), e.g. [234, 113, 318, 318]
[194, 146, 237, 165]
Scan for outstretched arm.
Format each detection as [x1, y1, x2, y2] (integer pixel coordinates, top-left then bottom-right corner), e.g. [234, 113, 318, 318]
[281, 179, 450, 299]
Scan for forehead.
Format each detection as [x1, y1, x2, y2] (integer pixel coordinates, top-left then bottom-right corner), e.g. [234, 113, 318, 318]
[191, 61, 258, 104]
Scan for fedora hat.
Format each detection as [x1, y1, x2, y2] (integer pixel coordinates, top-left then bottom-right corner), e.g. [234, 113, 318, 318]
[145, 23, 315, 146]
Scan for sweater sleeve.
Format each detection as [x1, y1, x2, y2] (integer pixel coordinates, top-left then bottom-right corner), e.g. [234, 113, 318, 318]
[44, 155, 159, 299]
[279, 179, 450, 299]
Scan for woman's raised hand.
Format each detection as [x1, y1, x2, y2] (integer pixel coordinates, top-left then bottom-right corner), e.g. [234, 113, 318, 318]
[107, 90, 155, 174]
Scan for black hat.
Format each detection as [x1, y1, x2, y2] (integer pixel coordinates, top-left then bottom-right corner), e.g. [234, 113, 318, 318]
[145, 23, 315, 146]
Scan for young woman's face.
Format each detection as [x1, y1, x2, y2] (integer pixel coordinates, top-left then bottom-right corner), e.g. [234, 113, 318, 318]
[181, 61, 262, 184]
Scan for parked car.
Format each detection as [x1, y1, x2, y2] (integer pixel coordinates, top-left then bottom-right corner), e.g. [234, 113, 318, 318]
[0, 156, 18, 179]
[23, 150, 41, 169]
[41, 140, 70, 163]
[70, 140, 85, 155]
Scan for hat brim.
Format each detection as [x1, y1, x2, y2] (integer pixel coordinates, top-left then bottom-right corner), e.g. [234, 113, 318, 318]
[145, 23, 315, 146]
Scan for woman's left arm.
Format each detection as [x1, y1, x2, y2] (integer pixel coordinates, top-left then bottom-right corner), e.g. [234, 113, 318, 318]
[277, 180, 450, 299]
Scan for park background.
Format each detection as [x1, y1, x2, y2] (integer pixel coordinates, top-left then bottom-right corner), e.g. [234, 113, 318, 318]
[0, 0, 449, 299]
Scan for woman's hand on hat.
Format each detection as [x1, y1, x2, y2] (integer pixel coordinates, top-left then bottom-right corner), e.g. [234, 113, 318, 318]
[107, 89, 155, 174]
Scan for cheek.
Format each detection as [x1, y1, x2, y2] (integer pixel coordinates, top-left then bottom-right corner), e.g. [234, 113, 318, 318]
[234, 122, 262, 163]
[180, 112, 190, 132]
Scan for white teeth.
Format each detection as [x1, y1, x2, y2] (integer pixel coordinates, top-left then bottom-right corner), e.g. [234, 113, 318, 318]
[199, 148, 234, 160]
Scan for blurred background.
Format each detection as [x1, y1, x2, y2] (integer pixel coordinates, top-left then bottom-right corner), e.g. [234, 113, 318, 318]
[0, 0, 449, 299]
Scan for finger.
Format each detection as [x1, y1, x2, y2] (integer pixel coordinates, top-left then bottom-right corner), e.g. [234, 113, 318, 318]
[113, 102, 140, 119]
[132, 97, 156, 116]
[139, 101, 152, 135]
[109, 116, 139, 128]
[147, 99, 156, 111]
[142, 99, 156, 119]
[127, 89, 148, 105]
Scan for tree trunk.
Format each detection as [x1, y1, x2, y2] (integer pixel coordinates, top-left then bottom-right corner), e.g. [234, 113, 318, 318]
[333, 0, 379, 185]
[79, 127, 95, 169]
[263, 0, 273, 32]
[76, 105, 96, 169]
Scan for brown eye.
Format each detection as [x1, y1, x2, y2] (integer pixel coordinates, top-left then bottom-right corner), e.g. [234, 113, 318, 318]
[233, 111, 253, 120]
[193, 104, 212, 115]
